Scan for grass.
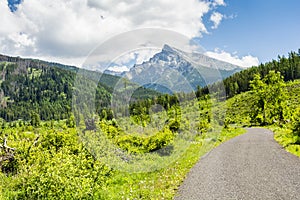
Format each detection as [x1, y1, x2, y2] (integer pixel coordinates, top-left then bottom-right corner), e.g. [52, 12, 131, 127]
[100, 127, 246, 199]
[271, 126, 300, 158]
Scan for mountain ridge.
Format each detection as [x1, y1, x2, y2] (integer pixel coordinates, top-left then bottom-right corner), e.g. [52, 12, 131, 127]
[122, 44, 243, 93]
[0, 54, 78, 72]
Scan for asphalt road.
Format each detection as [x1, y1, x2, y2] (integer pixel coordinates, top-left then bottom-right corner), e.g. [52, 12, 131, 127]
[175, 128, 300, 200]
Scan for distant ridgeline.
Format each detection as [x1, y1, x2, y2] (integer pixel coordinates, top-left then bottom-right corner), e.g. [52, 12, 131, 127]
[197, 49, 300, 99]
[0, 54, 78, 72]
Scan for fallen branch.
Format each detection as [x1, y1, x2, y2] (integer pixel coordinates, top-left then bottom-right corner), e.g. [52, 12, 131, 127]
[0, 137, 15, 167]
[0, 137, 15, 153]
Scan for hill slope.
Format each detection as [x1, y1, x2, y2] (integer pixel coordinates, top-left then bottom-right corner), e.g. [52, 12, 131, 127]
[198, 50, 300, 98]
[0, 54, 159, 122]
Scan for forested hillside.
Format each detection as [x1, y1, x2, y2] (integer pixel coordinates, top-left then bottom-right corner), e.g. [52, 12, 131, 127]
[0, 55, 161, 123]
[197, 50, 300, 99]
[0, 61, 113, 122]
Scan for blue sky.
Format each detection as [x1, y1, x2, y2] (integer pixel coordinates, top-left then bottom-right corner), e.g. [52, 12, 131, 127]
[1, 0, 300, 68]
[200, 0, 300, 63]
[7, 0, 22, 12]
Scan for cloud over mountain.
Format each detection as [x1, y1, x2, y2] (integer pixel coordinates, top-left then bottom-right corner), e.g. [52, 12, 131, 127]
[205, 49, 260, 68]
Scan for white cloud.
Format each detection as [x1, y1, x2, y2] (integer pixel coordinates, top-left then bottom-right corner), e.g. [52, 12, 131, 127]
[8, 33, 35, 48]
[205, 49, 260, 68]
[212, 0, 226, 7]
[135, 49, 161, 64]
[107, 65, 129, 72]
[106, 48, 161, 67]
[114, 52, 136, 66]
[0, 1, 21, 35]
[210, 12, 223, 29]
[107, 49, 161, 71]
[0, 0, 227, 67]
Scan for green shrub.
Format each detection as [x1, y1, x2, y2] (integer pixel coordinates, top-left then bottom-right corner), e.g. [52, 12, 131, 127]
[115, 128, 174, 153]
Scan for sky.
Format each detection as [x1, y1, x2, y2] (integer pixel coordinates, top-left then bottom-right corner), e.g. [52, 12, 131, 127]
[1, 0, 299, 70]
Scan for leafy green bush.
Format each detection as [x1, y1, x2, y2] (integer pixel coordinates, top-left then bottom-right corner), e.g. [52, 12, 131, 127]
[101, 120, 175, 153]
[292, 109, 300, 144]
[0, 125, 112, 199]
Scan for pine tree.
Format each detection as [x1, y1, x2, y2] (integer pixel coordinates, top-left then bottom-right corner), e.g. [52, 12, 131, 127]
[30, 112, 41, 127]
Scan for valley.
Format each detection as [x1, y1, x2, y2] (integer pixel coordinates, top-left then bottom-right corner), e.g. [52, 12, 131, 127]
[0, 48, 300, 199]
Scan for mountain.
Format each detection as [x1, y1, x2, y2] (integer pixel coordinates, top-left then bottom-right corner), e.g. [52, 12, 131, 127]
[123, 45, 243, 93]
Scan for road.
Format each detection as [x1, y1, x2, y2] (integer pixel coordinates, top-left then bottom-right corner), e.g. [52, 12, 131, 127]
[175, 128, 300, 200]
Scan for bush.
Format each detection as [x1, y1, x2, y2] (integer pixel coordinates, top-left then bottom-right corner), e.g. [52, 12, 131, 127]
[292, 110, 300, 144]
[116, 128, 174, 153]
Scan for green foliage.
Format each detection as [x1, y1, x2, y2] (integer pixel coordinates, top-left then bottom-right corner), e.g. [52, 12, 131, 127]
[249, 71, 287, 125]
[66, 114, 76, 128]
[30, 112, 41, 127]
[273, 127, 300, 157]
[197, 95, 212, 133]
[168, 119, 180, 132]
[98, 96, 182, 154]
[0, 125, 112, 199]
[100, 121, 176, 154]
[100, 127, 246, 199]
[224, 74, 300, 157]
[0, 63, 75, 121]
[292, 108, 300, 143]
[128, 93, 179, 128]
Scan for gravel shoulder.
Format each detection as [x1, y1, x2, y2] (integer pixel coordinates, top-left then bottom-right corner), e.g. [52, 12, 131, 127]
[175, 128, 300, 200]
